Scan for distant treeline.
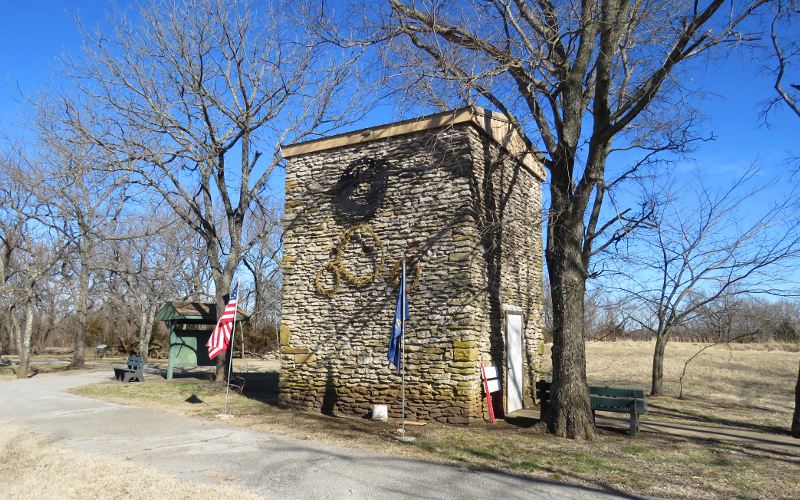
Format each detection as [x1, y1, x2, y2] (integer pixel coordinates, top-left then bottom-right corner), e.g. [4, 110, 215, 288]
[544, 291, 799, 346]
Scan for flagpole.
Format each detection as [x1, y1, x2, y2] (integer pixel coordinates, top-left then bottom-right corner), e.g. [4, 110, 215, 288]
[401, 258, 406, 435]
[222, 278, 240, 415]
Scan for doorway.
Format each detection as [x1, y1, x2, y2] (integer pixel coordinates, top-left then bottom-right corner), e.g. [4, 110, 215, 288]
[505, 311, 524, 413]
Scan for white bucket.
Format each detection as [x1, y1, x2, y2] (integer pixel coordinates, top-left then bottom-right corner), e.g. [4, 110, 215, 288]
[371, 404, 388, 421]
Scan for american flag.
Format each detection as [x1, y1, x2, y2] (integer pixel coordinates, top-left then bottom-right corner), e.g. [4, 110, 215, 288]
[206, 283, 239, 360]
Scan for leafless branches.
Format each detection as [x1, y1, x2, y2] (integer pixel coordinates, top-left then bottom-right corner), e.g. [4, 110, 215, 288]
[613, 165, 800, 395]
[0, 151, 75, 377]
[384, 0, 770, 438]
[53, 0, 365, 381]
[768, 0, 800, 118]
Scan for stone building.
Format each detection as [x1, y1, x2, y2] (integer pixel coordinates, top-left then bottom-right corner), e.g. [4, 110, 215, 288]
[279, 106, 546, 424]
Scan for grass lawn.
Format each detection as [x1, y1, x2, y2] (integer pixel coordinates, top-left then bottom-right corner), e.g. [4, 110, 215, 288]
[72, 341, 800, 499]
[550, 341, 799, 433]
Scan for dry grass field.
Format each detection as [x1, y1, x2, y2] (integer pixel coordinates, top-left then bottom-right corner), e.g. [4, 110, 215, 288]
[0, 422, 259, 499]
[70, 342, 800, 499]
[541, 341, 799, 432]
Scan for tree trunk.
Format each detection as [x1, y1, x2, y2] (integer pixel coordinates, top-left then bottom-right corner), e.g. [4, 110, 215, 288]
[17, 300, 34, 379]
[792, 360, 800, 438]
[138, 303, 157, 362]
[545, 194, 595, 440]
[213, 267, 236, 383]
[214, 290, 229, 382]
[137, 306, 149, 360]
[8, 310, 21, 355]
[102, 306, 113, 347]
[70, 253, 89, 368]
[651, 329, 669, 396]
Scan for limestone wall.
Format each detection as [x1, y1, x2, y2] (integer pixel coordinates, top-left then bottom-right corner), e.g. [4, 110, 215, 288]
[279, 122, 543, 423]
[465, 127, 545, 414]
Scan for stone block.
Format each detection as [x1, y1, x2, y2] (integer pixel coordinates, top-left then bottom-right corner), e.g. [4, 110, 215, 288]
[282, 346, 309, 354]
[453, 348, 479, 362]
[279, 324, 291, 346]
[448, 252, 471, 262]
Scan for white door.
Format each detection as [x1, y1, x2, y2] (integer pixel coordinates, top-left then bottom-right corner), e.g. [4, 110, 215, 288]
[506, 312, 524, 413]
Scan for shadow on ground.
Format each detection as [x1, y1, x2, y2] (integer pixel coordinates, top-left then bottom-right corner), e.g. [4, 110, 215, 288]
[647, 400, 790, 435]
[239, 372, 280, 406]
[152, 366, 281, 407]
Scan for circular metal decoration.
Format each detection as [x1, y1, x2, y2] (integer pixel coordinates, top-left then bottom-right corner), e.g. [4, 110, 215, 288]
[333, 158, 389, 218]
[388, 257, 422, 293]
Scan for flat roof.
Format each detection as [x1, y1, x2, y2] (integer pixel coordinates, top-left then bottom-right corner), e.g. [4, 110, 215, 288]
[281, 106, 546, 181]
[154, 301, 250, 323]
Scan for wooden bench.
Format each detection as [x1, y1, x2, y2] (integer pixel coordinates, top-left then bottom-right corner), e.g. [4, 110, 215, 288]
[113, 355, 144, 383]
[536, 381, 647, 437]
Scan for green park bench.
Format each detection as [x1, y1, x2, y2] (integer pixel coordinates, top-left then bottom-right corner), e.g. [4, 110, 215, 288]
[113, 354, 145, 383]
[536, 380, 647, 437]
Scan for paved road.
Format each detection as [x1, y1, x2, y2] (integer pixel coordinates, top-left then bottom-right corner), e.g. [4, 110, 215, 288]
[0, 372, 626, 499]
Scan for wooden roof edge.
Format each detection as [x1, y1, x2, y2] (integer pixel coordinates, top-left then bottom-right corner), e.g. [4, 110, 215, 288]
[281, 106, 547, 182]
[154, 301, 251, 323]
[470, 107, 547, 182]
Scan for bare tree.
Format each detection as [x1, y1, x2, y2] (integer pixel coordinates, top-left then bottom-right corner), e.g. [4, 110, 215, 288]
[103, 213, 194, 361]
[0, 153, 72, 378]
[766, 0, 800, 438]
[242, 202, 283, 348]
[616, 167, 800, 396]
[687, 295, 799, 343]
[794, 362, 800, 438]
[58, 0, 363, 382]
[11, 244, 70, 378]
[384, 0, 769, 438]
[768, 0, 800, 119]
[0, 167, 25, 358]
[12, 118, 132, 369]
[0, 180, 24, 356]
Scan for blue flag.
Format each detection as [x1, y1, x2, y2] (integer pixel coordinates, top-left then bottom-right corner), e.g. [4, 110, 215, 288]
[387, 267, 409, 374]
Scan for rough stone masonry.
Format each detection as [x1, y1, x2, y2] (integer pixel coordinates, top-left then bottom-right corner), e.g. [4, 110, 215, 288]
[279, 107, 546, 424]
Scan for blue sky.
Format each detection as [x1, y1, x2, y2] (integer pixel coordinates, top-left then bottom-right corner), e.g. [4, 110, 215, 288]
[1, 1, 798, 291]
[2, 2, 796, 175]
[2, 5, 796, 137]
[0, 1, 101, 122]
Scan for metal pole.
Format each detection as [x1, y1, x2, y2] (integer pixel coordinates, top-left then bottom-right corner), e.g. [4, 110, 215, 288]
[223, 280, 240, 415]
[401, 258, 406, 435]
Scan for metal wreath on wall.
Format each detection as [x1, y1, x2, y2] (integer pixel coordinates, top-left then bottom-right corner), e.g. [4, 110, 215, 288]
[388, 257, 421, 293]
[314, 223, 386, 298]
[315, 157, 388, 297]
[315, 157, 424, 298]
[333, 157, 389, 219]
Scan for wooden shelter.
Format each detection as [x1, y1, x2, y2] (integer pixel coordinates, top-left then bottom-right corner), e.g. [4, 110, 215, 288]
[154, 301, 249, 380]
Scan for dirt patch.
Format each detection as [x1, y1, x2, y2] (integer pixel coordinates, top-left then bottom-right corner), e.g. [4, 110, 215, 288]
[0, 421, 259, 499]
[0, 355, 172, 382]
